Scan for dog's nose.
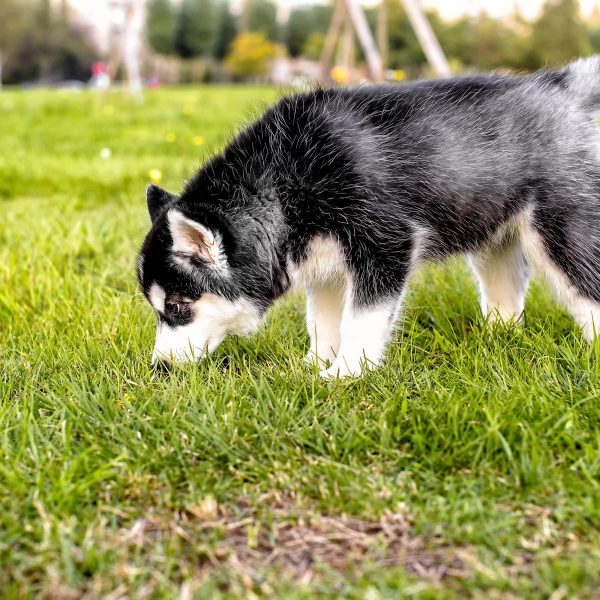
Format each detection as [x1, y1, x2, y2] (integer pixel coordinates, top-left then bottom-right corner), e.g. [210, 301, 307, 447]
[151, 358, 172, 373]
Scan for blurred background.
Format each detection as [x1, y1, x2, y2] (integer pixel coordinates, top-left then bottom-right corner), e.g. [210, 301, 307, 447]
[2, 0, 600, 94]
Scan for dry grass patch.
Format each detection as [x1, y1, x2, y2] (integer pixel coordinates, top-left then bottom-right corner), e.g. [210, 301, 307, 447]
[120, 495, 468, 586]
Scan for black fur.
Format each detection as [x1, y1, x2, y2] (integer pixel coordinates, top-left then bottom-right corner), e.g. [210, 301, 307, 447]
[139, 57, 600, 335]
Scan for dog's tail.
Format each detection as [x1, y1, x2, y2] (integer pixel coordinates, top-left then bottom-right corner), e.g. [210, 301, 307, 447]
[561, 54, 600, 112]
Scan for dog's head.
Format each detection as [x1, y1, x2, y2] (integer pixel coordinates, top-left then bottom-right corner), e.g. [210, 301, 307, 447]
[137, 184, 263, 366]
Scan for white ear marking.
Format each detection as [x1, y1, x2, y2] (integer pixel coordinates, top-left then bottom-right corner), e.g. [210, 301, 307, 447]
[168, 210, 226, 267]
[148, 283, 166, 313]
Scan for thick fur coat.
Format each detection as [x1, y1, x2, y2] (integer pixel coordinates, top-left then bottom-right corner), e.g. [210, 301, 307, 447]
[138, 56, 600, 376]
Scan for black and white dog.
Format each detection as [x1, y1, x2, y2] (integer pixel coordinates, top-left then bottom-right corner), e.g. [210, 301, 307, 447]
[138, 56, 600, 377]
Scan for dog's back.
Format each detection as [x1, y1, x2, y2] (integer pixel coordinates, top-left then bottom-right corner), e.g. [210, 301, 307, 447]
[263, 63, 600, 253]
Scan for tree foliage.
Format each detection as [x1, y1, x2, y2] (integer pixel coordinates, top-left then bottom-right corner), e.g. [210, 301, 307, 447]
[530, 0, 592, 66]
[365, 0, 595, 76]
[0, 0, 29, 60]
[1, 0, 97, 84]
[147, 0, 236, 60]
[3, 0, 600, 85]
[242, 0, 279, 42]
[213, 0, 238, 60]
[285, 5, 332, 58]
[175, 0, 217, 58]
[147, 0, 177, 56]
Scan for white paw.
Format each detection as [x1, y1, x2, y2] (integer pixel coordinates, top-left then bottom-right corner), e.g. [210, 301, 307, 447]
[304, 346, 337, 368]
[485, 308, 524, 326]
[304, 351, 326, 368]
[319, 360, 362, 379]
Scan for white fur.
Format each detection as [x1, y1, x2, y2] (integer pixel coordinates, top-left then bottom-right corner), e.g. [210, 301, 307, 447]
[469, 228, 530, 323]
[288, 236, 348, 286]
[289, 237, 348, 367]
[409, 221, 434, 264]
[148, 283, 166, 314]
[516, 209, 600, 341]
[290, 236, 404, 377]
[305, 281, 345, 366]
[468, 210, 600, 339]
[152, 293, 260, 364]
[168, 210, 228, 271]
[137, 254, 144, 283]
[320, 294, 402, 378]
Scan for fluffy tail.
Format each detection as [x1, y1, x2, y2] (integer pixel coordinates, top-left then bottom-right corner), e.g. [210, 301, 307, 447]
[562, 54, 600, 111]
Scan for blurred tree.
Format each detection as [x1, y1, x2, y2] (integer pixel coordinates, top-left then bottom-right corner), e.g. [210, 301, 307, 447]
[51, 24, 97, 81]
[225, 31, 276, 78]
[242, 0, 279, 41]
[0, 0, 30, 87]
[589, 5, 600, 53]
[467, 15, 530, 70]
[433, 17, 473, 68]
[213, 0, 238, 60]
[34, 0, 53, 80]
[530, 0, 592, 67]
[590, 27, 600, 54]
[286, 5, 332, 57]
[363, 3, 538, 76]
[175, 0, 216, 58]
[3, 0, 97, 84]
[286, 8, 313, 57]
[303, 33, 326, 61]
[147, 0, 177, 55]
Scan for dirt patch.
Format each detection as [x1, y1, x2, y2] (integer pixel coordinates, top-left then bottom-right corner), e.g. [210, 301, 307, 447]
[121, 494, 468, 584]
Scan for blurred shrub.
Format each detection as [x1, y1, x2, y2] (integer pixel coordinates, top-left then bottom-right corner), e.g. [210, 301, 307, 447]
[303, 34, 326, 61]
[225, 32, 277, 78]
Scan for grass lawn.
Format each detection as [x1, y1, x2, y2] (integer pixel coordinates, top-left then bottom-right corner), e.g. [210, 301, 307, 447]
[1, 86, 600, 599]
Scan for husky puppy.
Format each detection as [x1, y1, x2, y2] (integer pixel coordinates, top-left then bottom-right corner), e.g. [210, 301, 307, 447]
[138, 56, 600, 377]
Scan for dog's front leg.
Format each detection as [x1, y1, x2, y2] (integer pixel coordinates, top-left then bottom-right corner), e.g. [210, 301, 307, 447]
[305, 281, 345, 367]
[320, 296, 401, 378]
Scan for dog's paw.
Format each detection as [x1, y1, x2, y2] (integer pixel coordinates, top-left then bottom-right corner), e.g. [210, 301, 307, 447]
[304, 351, 325, 368]
[305, 346, 338, 369]
[319, 361, 361, 379]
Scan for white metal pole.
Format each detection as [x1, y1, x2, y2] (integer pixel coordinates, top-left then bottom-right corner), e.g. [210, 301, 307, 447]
[401, 0, 450, 77]
[123, 0, 145, 100]
[344, 0, 383, 80]
[320, 0, 346, 81]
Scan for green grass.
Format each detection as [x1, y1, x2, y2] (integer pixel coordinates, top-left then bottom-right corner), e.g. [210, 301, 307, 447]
[1, 86, 600, 599]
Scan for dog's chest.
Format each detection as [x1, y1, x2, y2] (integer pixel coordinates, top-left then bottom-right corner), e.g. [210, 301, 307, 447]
[288, 236, 348, 286]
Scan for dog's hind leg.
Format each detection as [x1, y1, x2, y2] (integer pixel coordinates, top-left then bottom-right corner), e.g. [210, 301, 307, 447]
[469, 231, 530, 324]
[518, 208, 600, 341]
[305, 280, 346, 367]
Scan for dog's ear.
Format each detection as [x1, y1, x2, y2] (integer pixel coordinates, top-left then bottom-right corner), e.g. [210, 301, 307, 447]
[147, 184, 177, 223]
[168, 211, 226, 266]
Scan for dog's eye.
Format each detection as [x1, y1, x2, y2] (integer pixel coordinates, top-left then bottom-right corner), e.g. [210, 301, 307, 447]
[165, 302, 183, 314]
